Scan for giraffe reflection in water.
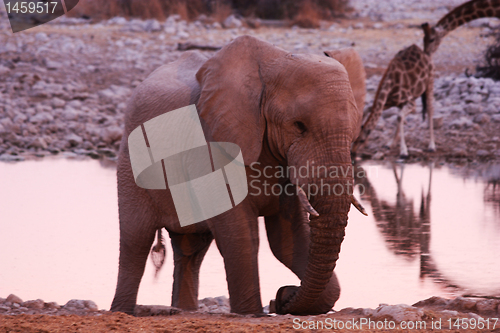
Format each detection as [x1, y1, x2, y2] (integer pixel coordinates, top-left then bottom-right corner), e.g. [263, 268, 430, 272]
[484, 164, 500, 219]
[355, 163, 461, 290]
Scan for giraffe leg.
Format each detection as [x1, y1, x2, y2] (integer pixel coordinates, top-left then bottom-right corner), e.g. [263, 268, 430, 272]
[399, 101, 416, 158]
[399, 112, 408, 158]
[384, 109, 402, 150]
[425, 76, 436, 152]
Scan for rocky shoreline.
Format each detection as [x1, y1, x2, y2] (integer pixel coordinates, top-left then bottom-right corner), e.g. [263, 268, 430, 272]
[2, 293, 500, 323]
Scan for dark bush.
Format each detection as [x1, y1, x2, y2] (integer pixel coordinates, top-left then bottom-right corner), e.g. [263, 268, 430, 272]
[476, 27, 500, 80]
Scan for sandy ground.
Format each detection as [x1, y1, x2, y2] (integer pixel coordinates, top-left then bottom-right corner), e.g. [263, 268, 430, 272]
[2, 311, 499, 332]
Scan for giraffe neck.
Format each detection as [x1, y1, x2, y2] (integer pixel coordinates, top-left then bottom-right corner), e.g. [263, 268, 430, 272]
[436, 0, 500, 38]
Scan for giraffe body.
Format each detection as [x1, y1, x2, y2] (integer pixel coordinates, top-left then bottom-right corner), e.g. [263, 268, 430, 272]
[352, 45, 435, 157]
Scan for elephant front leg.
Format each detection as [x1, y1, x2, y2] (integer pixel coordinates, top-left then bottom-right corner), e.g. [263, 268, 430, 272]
[209, 209, 262, 314]
[170, 232, 213, 310]
[265, 192, 340, 314]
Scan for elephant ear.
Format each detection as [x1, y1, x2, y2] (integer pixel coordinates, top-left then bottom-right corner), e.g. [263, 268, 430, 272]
[324, 48, 366, 133]
[196, 36, 285, 165]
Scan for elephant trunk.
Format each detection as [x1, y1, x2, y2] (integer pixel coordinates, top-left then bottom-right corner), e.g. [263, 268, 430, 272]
[276, 146, 353, 315]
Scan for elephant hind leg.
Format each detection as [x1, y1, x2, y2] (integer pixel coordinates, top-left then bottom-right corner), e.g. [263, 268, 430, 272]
[170, 232, 213, 310]
[110, 217, 158, 314]
[111, 164, 160, 314]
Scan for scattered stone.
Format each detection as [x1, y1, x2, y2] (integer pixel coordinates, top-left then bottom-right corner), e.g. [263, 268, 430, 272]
[29, 137, 48, 150]
[413, 296, 450, 307]
[0, 65, 11, 75]
[476, 299, 499, 315]
[223, 15, 243, 29]
[465, 103, 483, 114]
[134, 305, 182, 317]
[84, 300, 99, 312]
[66, 134, 83, 146]
[477, 149, 490, 157]
[451, 147, 467, 157]
[372, 151, 385, 160]
[22, 299, 44, 310]
[447, 297, 477, 312]
[6, 294, 23, 304]
[144, 19, 162, 32]
[45, 301, 60, 310]
[433, 116, 444, 129]
[35, 32, 50, 42]
[63, 299, 98, 312]
[372, 304, 424, 322]
[450, 117, 473, 129]
[473, 113, 491, 124]
[100, 126, 122, 144]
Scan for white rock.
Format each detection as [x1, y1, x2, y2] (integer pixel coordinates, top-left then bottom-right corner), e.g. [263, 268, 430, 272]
[144, 19, 162, 32]
[52, 98, 66, 108]
[44, 59, 62, 70]
[223, 15, 242, 29]
[30, 112, 54, 124]
[373, 304, 424, 322]
[66, 134, 83, 146]
[23, 299, 44, 310]
[30, 137, 48, 149]
[100, 126, 123, 143]
[450, 117, 474, 128]
[0, 65, 10, 75]
[107, 17, 127, 25]
[6, 294, 23, 304]
[84, 300, 98, 311]
[35, 32, 50, 42]
[465, 94, 483, 104]
[62, 106, 79, 121]
[64, 299, 85, 310]
[164, 26, 176, 34]
[177, 30, 190, 39]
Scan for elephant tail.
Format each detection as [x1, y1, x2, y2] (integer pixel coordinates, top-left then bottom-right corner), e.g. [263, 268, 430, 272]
[150, 228, 166, 278]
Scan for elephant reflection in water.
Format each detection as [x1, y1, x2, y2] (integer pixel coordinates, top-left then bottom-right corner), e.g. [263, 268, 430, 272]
[355, 163, 460, 289]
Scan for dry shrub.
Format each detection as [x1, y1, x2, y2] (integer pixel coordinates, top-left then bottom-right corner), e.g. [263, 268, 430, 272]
[69, 0, 350, 21]
[211, 1, 233, 23]
[292, 0, 321, 28]
[129, 0, 166, 20]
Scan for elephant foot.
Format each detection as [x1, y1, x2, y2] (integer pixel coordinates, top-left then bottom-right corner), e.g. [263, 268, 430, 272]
[275, 285, 300, 315]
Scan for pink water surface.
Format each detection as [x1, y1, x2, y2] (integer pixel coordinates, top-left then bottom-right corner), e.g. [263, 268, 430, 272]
[0, 158, 499, 310]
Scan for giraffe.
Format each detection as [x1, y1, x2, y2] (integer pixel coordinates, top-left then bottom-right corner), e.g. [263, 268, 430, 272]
[352, 0, 500, 158]
[351, 41, 436, 158]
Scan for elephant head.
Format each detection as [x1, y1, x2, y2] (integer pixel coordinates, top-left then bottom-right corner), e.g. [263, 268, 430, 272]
[196, 36, 365, 314]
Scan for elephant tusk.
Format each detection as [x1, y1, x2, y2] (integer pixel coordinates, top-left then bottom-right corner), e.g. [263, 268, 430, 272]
[351, 195, 368, 216]
[296, 186, 319, 217]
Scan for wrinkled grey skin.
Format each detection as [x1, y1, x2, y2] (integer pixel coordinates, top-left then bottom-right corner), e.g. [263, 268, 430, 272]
[110, 36, 364, 315]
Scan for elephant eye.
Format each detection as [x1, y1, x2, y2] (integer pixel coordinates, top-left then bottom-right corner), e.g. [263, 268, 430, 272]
[294, 121, 307, 134]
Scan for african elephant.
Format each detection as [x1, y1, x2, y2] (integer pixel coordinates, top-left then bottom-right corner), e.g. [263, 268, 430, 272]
[110, 35, 366, 315]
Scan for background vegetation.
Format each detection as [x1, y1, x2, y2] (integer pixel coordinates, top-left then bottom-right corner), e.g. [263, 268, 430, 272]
[70, 0, 351, 23]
